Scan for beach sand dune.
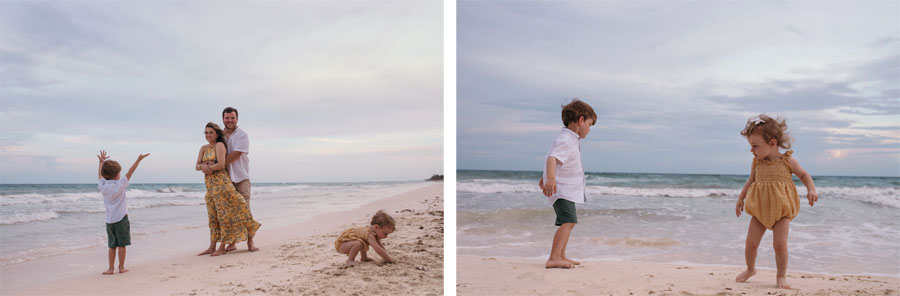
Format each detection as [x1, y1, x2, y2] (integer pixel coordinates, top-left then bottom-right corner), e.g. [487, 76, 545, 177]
[457, 255, 899, 296]
[3, 184, 443, 296]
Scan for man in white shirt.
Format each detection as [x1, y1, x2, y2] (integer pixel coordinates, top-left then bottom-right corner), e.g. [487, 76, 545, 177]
[205, 107, 258, 252]
[539, 99, 596, 269]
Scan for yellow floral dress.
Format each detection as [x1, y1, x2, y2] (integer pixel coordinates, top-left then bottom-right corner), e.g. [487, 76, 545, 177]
[745, 150, 800, 229]
[334, 226, 375, 252]
[203, 144, 260, 244]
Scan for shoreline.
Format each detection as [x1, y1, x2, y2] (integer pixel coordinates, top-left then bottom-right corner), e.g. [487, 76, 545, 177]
[2, 183, 444, 295]
[457, 255, 900, 295]
[455, 254, 900, 278]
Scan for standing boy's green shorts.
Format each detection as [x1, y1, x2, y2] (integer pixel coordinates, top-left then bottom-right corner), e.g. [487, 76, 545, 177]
[106, 215, 131, 248]
[553, 199, 577, 226]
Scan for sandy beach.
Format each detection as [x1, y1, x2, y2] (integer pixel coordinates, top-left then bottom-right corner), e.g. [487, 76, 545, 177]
[457, 255, 899, 295]
[2, 183, 443, 295]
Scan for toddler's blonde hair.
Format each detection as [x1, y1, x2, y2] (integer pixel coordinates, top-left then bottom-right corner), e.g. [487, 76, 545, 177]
[370, 210, 396, 230]
[740, 114, 792, 149]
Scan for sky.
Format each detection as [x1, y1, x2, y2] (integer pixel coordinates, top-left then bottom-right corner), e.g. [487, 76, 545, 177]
[458, 0, 900, 177]
[1, 1, 443, 184]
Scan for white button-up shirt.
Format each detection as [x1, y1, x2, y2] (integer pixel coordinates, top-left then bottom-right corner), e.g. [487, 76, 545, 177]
[542, 127, 586, 205]
[99, 176, 129, 223]
[226, 127, 250, 183]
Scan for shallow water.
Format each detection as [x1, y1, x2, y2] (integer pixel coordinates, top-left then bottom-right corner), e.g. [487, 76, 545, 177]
[0, 181, 431, 266]
[457, 170, 900, 276]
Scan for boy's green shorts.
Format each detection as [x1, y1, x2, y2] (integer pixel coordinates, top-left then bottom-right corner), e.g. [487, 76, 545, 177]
[106, 215, 131, 248]
[553, 199, 577, 226]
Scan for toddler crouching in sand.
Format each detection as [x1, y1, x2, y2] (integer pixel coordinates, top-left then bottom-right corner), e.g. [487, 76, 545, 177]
[334, 210, 396, 266]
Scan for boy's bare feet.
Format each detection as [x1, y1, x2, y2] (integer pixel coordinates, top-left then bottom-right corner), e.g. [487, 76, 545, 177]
[344, 259, 358, 267]
[735, 269, 756, 282]
[197, 248, 215, 256]
[563, 257, 581, 265]
[102, 269, 115, 275]
[776, 276, 790, 289]
[119, 267, 129, 273]
[545, 259, 574, 269]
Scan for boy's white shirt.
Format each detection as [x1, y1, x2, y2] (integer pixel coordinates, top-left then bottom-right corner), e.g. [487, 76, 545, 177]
[542, 127, 586, 205]
[99, 176, 129, 223]
[226, 127, 250, 183]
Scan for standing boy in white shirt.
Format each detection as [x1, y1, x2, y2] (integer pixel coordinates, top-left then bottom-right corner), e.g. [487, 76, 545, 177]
[539, 99, 596, 269]
[97, 150, 149, 275]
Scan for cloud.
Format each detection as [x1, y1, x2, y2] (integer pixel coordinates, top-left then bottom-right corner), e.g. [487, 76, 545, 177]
[457, 0, 900, 177]
[0, 1, 442, 183]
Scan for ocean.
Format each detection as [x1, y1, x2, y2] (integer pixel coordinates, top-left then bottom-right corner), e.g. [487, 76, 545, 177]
[457, 170, 900, 276]
[0, 181, 432, 266]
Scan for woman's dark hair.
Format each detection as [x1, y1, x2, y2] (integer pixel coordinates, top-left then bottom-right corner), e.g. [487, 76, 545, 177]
[206, 122, 228, 150]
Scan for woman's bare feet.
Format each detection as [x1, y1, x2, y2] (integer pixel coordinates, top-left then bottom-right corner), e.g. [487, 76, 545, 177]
[545, 259, 574, 269]
[225, 244, 236, 252]
[776, 276, 790, 289]
[211, 244, 227, 256]
[102, 269, 115, 275]
[197, 248, 215, 256]
[735, 269, 756, 282]
[345, 259, 358, 267]
[118, 267, 129, 273]
[247, 238, 259, 252]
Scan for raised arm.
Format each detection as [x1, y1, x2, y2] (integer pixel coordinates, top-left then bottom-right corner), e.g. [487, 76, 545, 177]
[735, 161, 756, 217]
[125, 153, 150, 180]
[790, 157, 818, 206]
[97, 150, 109, 179]
[367, 232, 393, 263]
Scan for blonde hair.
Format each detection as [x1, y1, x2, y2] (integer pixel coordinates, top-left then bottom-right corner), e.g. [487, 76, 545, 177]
[740, 114, 792, 149]
[370, 210, 396, 230]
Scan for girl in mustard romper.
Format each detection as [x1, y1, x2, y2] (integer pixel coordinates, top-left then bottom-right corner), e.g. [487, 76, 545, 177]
[334, 210, 396, 266]
[734, 115, 818, 289]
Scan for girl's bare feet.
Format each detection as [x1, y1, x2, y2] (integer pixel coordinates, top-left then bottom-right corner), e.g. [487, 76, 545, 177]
[776, 276, 790, 289]
[197, 248, 215, 256]
[735, 269, 756, 282]
[345, 259, 358, 267]
[361, 257, 374, 262]
[102, 269, 115, 275]
[545, 259, 574, 269]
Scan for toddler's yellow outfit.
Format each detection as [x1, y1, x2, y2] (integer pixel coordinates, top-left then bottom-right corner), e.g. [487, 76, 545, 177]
[745, 150, 800, 229]
[334, 226, 374, 252]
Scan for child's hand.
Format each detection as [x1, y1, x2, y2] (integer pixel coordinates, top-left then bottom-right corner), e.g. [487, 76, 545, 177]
[807, 190, 818, 206]
[541, 178, 557, 197]
[735, 199, 744, 217]
[97, 150, 109, 163]
[137, 153, 150, 161]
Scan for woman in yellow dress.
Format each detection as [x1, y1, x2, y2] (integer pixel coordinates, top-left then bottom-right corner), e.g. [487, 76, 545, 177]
[195, 122, 261, 256]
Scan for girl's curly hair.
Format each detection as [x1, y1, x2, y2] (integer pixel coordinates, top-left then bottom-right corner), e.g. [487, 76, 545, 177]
[740, 114, 792, 149]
